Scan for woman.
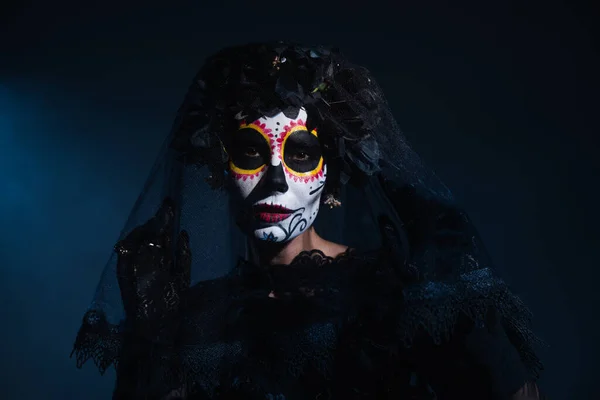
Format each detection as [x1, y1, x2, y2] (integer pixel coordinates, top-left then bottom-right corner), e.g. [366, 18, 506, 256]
[72, 42, 545, 399]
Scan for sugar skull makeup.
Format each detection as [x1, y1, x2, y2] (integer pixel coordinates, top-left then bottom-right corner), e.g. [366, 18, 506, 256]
[228, 108, 326, 242]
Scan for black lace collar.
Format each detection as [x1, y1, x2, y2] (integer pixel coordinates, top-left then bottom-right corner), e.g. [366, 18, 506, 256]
[285, 248, 355, 267]
[236, 248, 359, 292]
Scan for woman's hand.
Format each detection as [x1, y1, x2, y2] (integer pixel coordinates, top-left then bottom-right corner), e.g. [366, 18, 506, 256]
[114, 197, 191, 340]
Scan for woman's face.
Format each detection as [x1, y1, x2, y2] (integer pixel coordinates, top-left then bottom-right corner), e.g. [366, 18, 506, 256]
[228, 108, 326, 242]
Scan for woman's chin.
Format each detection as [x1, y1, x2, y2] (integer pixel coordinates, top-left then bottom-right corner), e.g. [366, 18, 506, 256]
[251, 226, 287, 243]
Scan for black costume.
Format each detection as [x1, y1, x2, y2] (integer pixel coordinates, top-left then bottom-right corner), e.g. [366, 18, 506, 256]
[72, 42, 544, 399]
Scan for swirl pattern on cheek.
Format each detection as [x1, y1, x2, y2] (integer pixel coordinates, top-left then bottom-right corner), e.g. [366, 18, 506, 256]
[277, 208, 308, 241]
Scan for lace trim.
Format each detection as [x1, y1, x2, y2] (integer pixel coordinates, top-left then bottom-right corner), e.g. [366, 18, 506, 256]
[71, 309, 122, 374]
[397, 268, 544, 379]
[287, 247, 355, 267]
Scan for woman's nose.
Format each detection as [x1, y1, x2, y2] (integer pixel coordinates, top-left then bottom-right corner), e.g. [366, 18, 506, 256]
[263, 163, 288, 194]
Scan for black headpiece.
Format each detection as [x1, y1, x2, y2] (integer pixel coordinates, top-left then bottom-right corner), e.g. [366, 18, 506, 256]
[170, 41, 452, 199]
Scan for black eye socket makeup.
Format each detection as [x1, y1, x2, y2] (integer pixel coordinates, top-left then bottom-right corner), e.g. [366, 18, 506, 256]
[283, 130, 322, 173]
[229, 128, 271, 170]
[244, 146, 261, 157]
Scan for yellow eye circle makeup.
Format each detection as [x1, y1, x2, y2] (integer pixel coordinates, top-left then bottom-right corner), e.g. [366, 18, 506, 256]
[280, 123, 324, 182]
[228, 121, 272, 179]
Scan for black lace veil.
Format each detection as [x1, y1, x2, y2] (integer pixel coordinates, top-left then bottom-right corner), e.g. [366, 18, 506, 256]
[72, 42, 541, 384]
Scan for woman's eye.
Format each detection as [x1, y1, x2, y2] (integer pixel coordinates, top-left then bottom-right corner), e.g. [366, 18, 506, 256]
[245, 147, 260, 157]
[291, 152, 310, 161]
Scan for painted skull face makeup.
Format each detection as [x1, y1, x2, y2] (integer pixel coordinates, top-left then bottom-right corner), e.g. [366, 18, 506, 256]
[228, 108, 326, 242]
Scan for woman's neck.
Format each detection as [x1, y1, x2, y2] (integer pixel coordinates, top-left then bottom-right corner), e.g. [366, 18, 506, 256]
[250, 227, 348, 265]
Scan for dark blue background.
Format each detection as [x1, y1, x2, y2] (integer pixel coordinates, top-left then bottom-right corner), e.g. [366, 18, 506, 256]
[1, 1, 597, 398]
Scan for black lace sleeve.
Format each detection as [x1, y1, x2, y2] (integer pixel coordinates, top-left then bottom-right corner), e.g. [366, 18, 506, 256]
[409, 308, 540, 399]
[72, 309, 186, 399]
[382, 184, 544, 398]
[72, 272, 239, 399]
[71, 309, 122, 375]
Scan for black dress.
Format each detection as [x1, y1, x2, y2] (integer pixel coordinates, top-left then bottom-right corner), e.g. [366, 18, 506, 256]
[112, 247, 540, 400]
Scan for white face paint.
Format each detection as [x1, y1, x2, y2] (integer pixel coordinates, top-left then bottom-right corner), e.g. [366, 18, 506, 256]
[228, 108, 326, 242]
